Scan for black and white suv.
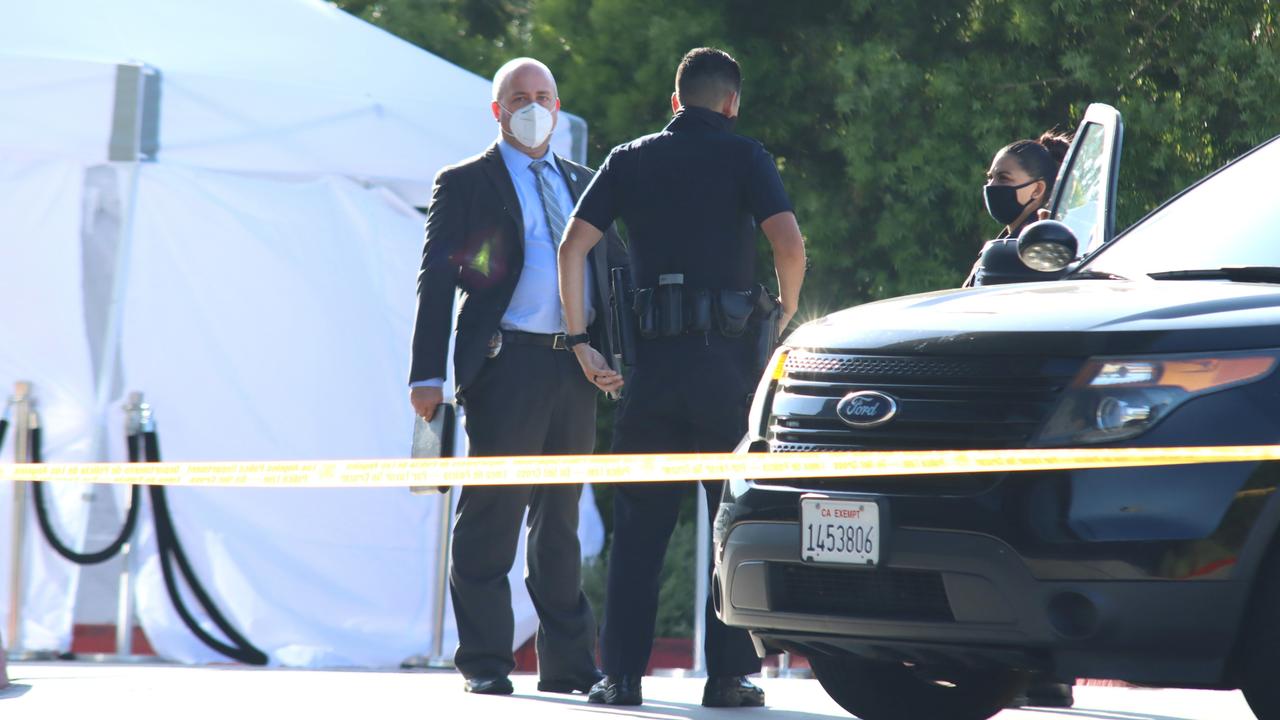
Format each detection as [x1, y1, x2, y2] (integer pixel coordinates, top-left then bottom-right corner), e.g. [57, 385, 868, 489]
[715, 104, 1280, 720]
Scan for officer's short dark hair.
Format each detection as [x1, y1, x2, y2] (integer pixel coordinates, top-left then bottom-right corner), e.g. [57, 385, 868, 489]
[675, 48, 741, 108]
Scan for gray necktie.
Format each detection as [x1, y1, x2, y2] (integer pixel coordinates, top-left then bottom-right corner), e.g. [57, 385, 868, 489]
[529, 159, 567, 246]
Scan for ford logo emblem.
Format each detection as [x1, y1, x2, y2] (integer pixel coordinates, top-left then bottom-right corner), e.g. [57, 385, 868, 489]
[835, 391, 898, 428]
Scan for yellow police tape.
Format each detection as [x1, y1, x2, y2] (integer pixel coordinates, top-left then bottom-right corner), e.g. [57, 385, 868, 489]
[1, 445, 1279, 488]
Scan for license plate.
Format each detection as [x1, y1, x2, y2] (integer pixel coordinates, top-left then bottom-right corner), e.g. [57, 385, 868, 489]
[800, 496, 880, 566]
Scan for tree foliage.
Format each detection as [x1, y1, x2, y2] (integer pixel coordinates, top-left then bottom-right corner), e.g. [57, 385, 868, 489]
[340, 0, 1280, 314]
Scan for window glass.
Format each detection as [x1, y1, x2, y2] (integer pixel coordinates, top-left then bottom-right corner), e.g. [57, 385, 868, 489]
[1081, 138, 1280, 278]
[1053, 122, 1106, 253]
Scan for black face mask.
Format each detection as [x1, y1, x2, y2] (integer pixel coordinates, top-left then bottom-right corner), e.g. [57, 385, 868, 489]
[983, 179, 1039, 226]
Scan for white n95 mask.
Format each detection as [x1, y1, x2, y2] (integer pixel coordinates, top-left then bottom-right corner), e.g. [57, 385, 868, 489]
[502, 102, 555, 149]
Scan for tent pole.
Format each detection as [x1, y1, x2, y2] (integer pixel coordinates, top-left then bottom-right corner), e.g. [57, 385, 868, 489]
[81, 150, 146, 664]
[91, 159, 141, 461]
[76, 64, 158, 664]
[92, 66, 145, 657]
[93, 62, 158, 461]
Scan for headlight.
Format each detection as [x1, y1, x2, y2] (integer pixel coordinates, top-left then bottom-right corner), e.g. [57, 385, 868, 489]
[746, 347, 790, 441]
[1036, 352, 1278, 446]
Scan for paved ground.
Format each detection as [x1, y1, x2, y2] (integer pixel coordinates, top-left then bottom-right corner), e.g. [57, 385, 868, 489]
[0, 663, 1261, 720]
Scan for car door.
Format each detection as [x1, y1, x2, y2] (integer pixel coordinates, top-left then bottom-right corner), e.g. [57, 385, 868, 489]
[1045, 103, 1123, 257]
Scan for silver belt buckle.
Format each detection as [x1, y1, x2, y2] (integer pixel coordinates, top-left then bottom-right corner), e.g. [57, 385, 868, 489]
[551, 333, 568, 351]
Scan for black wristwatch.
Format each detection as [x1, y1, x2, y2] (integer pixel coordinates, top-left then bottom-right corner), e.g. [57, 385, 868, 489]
[564, 333, 591, 349]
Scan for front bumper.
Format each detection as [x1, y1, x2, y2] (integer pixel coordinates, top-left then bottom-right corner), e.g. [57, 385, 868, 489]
[714, 466, 1280, 685]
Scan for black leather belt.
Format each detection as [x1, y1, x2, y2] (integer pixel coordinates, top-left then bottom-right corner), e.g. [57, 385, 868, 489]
[501, 330, 574, 351]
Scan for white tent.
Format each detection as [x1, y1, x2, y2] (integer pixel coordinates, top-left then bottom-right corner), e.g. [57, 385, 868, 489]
[0, 0, 601, 667]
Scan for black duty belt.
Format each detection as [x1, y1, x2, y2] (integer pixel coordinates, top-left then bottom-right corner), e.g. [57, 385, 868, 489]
[501, 330, 575, 351]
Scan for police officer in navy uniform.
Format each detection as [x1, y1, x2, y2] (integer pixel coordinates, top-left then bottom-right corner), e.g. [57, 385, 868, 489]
[557, 47, 806, 708]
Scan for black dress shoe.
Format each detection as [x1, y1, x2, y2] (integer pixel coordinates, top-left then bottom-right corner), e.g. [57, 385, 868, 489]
[538, 669, 605, 694]
[702, 676, 765, 708]
[463, 675, 514, 695]
[587, 674, 642, 705]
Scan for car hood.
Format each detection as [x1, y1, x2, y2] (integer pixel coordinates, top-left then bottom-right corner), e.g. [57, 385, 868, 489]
[788, 280, 1280, 356]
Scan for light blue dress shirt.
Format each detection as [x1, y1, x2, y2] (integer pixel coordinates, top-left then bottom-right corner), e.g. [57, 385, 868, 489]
[496, 139, 594, 334]
[413, 140, 594, 388]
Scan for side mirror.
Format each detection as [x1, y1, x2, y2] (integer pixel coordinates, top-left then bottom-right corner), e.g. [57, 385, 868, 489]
[1018, 220, 1079, 272]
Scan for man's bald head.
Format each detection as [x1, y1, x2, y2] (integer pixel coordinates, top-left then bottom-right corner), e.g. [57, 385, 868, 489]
[490, 57, 561, 156]
[492, 58, 557, 102]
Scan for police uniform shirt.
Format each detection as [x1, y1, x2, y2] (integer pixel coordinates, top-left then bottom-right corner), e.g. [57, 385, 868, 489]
[572, 106, 792, 292]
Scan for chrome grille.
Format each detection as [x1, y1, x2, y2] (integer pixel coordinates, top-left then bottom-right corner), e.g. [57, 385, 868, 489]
[760, 351, 1081, 491]
[784, 353, 986, 379]
[770, 351, 1079, 451]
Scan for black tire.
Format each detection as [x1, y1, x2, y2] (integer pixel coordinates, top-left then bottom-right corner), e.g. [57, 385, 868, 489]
[809, 653, 1028, 720]
[1240, 544, 1280, 719]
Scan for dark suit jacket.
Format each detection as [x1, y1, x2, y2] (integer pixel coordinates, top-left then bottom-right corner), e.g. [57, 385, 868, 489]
[409, 141, 627, 394]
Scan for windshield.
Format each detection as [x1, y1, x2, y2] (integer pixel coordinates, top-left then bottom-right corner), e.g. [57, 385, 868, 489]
[1079, 136, 1280, 278]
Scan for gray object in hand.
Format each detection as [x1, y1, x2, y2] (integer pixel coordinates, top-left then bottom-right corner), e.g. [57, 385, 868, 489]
[409, 403, 456, 495]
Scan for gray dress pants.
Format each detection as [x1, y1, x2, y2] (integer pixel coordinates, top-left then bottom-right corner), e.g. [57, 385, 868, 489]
[448, 341, 599, 680]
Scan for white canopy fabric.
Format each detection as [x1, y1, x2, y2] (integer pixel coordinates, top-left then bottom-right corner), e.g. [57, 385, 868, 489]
[0, 0, 602, 667]
[0, 0, 558, 203]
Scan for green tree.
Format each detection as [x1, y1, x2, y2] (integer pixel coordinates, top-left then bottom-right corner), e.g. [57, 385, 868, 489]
[517, 0, 1280, 309]
[337, 0, 528, 72]
[344, 0, 1280, 309]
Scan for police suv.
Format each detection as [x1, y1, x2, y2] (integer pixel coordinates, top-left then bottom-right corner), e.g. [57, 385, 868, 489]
[713, 104, 1280, 720]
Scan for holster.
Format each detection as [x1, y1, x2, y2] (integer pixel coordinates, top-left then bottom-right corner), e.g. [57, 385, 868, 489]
[751, 286, 783, 376]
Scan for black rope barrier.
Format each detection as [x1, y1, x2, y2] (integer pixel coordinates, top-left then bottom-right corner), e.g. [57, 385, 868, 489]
[31, 423, 142, 564]
[19, 401, 265, 665]
[134, 430, 267, 666]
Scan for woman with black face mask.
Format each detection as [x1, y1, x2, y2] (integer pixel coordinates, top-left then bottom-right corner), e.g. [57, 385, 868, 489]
[959, 131, 1080, 711]
[963, 131, 1071, 287]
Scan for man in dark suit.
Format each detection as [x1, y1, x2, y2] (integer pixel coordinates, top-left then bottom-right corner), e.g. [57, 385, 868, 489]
[408, 57, 625, 696]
